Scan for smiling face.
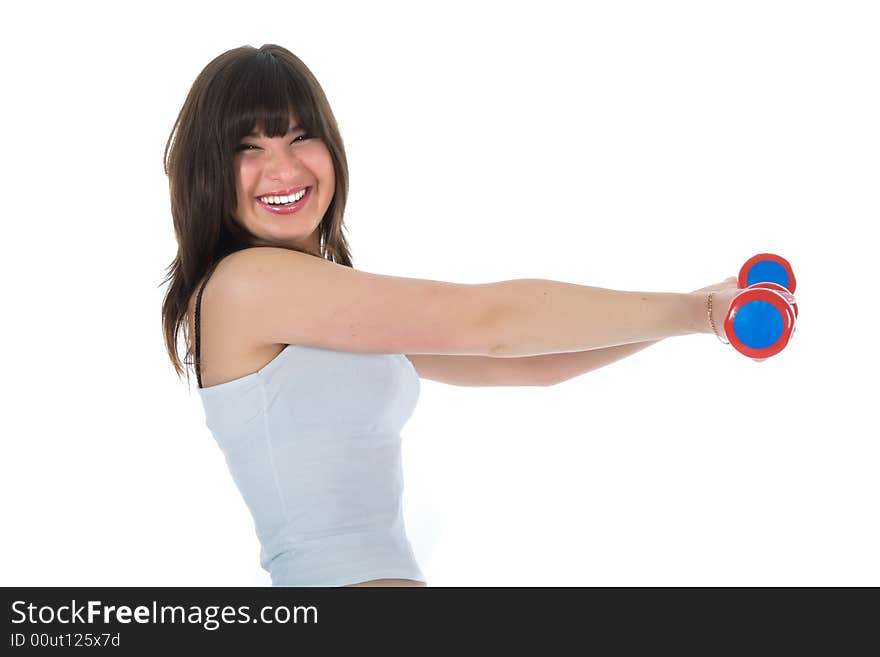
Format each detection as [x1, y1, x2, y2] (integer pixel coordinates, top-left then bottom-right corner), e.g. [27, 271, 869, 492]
[232, 112, 336, 254]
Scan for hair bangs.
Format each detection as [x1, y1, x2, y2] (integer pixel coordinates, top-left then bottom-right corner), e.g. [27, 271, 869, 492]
[222, 54, 319, 146]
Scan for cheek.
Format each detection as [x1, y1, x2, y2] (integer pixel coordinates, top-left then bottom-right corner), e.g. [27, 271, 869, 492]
[303, 143, 335, 180]
[237, 159, 259, 179]
[234, 165, 258, 200]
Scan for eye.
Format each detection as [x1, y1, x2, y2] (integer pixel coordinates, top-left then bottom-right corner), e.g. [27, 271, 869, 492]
[235, 133, 311, 152]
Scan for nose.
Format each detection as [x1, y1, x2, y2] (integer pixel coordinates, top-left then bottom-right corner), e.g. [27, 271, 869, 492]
[264, 144, 306, 180]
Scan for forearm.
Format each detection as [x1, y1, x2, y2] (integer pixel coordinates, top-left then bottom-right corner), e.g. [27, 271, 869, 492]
[525, 339, 664, 385]
[486, 279, 710, 357]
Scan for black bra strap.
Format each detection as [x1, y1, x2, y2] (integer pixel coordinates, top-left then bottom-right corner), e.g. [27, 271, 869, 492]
[194, 272, 212, 389]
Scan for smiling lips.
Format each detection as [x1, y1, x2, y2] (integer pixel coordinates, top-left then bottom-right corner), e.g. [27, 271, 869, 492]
[258, 184, 309, 197]
[256, 186, 312, 215]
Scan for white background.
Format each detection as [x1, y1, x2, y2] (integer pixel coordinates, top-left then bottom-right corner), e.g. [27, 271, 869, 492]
[1, 0, 877, 586]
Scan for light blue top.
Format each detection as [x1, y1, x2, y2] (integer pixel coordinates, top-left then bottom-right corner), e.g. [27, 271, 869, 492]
[196, 343, 425, 587]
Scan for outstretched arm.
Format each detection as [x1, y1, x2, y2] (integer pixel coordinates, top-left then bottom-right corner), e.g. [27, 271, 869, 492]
[406, 339, 664, 387]
[527, 339, 663, 386]
[523, 278, 736, 385]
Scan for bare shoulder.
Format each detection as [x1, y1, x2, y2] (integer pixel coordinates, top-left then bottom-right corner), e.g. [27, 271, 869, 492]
[187, 250, 288, 388]
[185, 247, 309, 354]
[188, 247, 284, 327]
[214, 245, 323, 276]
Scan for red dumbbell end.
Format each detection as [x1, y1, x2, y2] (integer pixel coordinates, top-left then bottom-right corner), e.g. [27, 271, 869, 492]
[723, 287, 797, 359]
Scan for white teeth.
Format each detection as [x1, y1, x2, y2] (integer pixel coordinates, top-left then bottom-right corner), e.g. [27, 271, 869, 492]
[260, 188, 307, 205]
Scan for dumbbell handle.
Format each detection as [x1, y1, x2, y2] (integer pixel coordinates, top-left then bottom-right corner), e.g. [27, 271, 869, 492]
[746, 282, 798, 318]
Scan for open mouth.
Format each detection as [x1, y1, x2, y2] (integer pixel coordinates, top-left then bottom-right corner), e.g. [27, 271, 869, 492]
[256, 187, 312, 215]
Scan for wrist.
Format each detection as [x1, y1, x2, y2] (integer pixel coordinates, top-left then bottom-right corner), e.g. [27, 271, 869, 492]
[706, 291, 731, 344]
[687, 292, 712, 334]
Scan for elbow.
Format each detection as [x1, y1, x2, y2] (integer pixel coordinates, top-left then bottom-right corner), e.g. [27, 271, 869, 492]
[478, 279, 533, 358]
[488, 341, 514, 357]
[476, 283, 515, 357]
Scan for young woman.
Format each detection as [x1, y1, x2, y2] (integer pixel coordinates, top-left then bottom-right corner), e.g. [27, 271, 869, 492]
[160, 44, 743, 587]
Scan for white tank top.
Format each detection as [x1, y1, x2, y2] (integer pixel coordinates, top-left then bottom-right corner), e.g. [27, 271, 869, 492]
[194, 271, 425, 586]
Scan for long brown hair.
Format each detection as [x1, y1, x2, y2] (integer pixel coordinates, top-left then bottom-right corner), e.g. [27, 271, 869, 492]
[160, 44, 353, 387]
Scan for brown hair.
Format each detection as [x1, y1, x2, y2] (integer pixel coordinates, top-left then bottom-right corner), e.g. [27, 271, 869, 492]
[159, 44, 354, 387]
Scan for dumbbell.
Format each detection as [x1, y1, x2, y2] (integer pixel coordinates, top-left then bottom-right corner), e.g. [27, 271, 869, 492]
[721, 253, 798, 360]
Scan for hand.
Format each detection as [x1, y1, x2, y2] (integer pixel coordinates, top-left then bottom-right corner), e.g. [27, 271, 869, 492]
[689, 276, 739, 296]
[689, 277, 741, 339]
